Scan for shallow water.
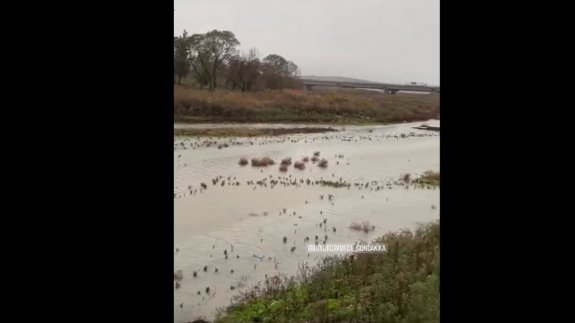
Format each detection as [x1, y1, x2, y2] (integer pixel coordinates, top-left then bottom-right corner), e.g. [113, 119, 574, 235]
[174, 121, 439, 322]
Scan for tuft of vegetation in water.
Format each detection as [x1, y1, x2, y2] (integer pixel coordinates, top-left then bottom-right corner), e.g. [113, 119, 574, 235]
[401, 173, 411, 184]
[413, 171, 440, 187]
[294, 161, 305, 170]
[215, 221, 439, 323]
[316, 179, 350, 188]
[349, 221, 375, 233]
[251, 157, 275, 167]
[281, 157, 292, 166]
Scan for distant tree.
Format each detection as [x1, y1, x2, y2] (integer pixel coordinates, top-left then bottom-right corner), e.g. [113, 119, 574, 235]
[287, 61, 299, 77]
[285, 60, 302, 88]
[188, 33, 212, 89]
[189, 30, 240, 90]
[226, 53, 242, 90]
[226, 48, 261, 91]
[174, 31, 191, 85]
[177, 30, 300, 91]
[244, 48, 261, 91]
[261, 54, 299, 90]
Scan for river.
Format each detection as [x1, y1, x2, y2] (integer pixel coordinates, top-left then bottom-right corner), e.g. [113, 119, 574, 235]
[174, 120, 439, 322]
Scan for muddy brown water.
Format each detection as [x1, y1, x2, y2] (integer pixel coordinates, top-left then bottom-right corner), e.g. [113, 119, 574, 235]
[174, 121, 439, 322]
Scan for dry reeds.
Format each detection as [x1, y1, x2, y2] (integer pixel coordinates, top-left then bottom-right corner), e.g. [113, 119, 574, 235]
[318, 159, 328, 168]
[303, 157, 310, 162]
[413, 170, 439, 187]
[252, 157, 275, 167]
[402, 173, 411, 183]
[349, 221, 374, 233]
[239, 157, 248, 166]
[174, 270, 183, 281]
[279, 165, 288, 172]
[174, 87, 440, 124]
[294, 161, 305, 170]
[281, 157, 292, 166]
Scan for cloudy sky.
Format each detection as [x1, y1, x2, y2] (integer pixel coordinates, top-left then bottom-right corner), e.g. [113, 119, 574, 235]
[174, 0, 439, 85]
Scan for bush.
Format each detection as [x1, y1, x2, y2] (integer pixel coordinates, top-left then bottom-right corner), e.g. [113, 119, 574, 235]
[294, 161, 305, 170]
[251, 157, 275, 167]
[281, 157, 292, 166]
[216, 221, 440, 323]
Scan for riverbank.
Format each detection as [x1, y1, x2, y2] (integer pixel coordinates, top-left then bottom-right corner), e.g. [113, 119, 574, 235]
[214, 221, 439, 323]
[174, 127, 338, 137]
[413, 125, 440, 132]
[174, 86, 440, 124]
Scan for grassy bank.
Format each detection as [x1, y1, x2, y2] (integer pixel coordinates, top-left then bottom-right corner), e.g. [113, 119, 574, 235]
[215, 221, 439, 323]
[175, 87, 440, 124]
[174, 127, 338, 137]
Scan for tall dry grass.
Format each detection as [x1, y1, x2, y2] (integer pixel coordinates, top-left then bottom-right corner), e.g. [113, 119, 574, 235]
[174, 87, 440, 123]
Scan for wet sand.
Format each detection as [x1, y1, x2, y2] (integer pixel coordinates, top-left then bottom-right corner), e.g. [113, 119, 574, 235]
[174, 120, 439, 322]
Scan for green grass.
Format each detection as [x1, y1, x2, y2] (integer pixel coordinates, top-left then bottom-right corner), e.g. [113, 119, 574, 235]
[215, 221, 439, 323]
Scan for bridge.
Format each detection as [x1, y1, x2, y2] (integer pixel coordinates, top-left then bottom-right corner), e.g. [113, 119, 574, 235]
[299, 79, 439, 94]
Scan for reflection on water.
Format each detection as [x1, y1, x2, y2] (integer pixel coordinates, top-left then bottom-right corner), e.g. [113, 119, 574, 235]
[174, 121, 439, 322]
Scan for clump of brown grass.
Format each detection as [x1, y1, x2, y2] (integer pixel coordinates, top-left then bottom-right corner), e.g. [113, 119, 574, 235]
[311, 156, 319, 163]
[314, 151, 321, 157]
[279, 165, 288, 172]
[402, 173, 411, 184]
[294, 161, 305, 170]
[349, 221, 374, 233]
[239, 158, 248, 166]
[318, 159, 328, 168]
[413, 170, 439, 186]
[303, 157, 310, 162]
[252, 157, 275, 167]
[280, 157, 292, 166]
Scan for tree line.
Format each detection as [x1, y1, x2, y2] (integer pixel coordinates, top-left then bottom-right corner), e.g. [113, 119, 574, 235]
[174, 30, 301, 91]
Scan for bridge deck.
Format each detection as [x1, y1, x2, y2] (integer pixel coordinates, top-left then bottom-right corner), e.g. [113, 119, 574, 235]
[300, 80, 439, 92]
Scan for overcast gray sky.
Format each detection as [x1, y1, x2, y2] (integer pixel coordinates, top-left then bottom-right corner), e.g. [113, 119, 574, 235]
[174, 0, 439, 86]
